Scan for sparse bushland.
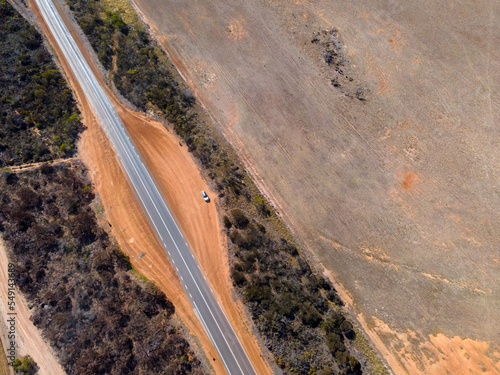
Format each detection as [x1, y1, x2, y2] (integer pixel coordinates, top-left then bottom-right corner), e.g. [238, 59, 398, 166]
[0, 0, 84, 167]
[225, 211, 362, 374]
[64, 0, 373, 373]
[0, 164, 206, 375]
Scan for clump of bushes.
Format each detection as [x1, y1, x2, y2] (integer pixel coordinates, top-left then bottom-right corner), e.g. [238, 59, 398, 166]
[231, 209, 249, 229]
[312, 28, 368, 101]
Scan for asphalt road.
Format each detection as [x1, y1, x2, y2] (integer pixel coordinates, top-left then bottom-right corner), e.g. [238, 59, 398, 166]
[35, 0, 257, 373]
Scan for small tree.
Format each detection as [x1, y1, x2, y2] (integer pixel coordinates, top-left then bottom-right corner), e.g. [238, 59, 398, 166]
[254, 195, 271, 217]
[12, 355, 39, 374]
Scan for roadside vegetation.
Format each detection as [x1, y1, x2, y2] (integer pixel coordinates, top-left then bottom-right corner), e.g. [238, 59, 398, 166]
[67, 0, 193, 130]
[64, 0, 377, 373]
[0, 163, 206, 375]
[0, 2, 206, 374]
[0, 0, 83, 167]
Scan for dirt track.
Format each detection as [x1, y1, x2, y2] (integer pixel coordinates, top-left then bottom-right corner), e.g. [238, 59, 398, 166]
[0, 240, 65, 375]
[28, 0, 272, 373]
[129, 0, 500, 373]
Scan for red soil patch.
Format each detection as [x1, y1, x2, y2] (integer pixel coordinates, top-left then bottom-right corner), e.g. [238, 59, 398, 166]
[370, 317, 500, 375]
[401, 170, 419, 191]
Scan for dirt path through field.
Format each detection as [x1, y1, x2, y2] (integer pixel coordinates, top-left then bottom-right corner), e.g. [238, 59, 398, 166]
[0, 240, 65, 375]
[28, 0, 271, 373]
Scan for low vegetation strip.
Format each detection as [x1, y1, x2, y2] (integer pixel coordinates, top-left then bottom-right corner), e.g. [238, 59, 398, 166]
[63, 0, 373, 373]
[225, 209, 361, 374]
[0, 163, 206, 375]
[0, 0, 83, 167]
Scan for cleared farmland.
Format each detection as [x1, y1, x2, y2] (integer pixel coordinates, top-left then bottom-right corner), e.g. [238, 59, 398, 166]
[130, 0, 500, 373]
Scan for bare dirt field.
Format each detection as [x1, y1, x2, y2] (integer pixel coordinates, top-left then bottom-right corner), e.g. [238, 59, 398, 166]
[129, 0, 500, 373]
[0, 240, 64, 375]
[28, 0, 272, 373]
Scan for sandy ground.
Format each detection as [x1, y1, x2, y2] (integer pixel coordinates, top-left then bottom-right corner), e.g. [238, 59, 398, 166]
[128, 0, 500, 373]
[27, 0, 272, 373]
[0, 240, 65, 375]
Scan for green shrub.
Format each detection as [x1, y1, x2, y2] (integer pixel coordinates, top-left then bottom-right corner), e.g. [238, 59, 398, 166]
[299, 303, 323, 328]
[12, 356, 38, 375]
[231, 268, 246, 286]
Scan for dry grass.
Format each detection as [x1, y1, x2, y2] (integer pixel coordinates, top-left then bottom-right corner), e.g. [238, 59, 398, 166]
[0, 341, 11, 375]
[100, 0, 139, 27]
[352, 326, 389, 375]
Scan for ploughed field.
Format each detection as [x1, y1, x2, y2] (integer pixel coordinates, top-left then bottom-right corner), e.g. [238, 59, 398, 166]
[130, 0, 500, 372]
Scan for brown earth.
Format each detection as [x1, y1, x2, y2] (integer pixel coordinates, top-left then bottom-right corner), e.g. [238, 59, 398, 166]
[0, 240, 65, 375]
[0, 346, 9, 375]
[0, 339, 9, 375]
[28, 1, 272, 374]
[128, 0, 500, 373]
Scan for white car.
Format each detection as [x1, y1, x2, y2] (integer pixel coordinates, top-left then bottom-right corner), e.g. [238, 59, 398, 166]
[201, 191, 210, 202]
